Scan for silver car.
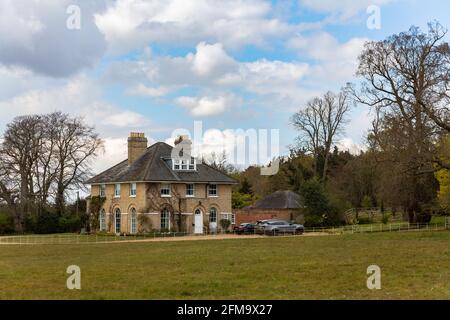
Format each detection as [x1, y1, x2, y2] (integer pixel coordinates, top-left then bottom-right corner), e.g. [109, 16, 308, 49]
[260, 220, 304, 236]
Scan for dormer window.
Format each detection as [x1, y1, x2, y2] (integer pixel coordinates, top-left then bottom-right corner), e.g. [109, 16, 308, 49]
[181, 159, 188, 170]
[173, 158, 197, 171]
[174, 160, 180, 170]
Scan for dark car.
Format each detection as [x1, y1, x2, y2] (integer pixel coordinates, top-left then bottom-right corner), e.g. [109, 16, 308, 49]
[234, 223, 255, 234]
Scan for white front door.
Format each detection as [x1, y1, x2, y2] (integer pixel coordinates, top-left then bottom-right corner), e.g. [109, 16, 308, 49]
[194, 209, 203, 234]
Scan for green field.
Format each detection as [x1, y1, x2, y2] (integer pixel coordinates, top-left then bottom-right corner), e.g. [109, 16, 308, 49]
[1, 231, 450, 299]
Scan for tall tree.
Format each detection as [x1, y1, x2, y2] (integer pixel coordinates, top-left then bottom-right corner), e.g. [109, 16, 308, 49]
[0, 112, 103, 231]
[355, 23, 447, 221]
[291, 88, 351, 184]
[1, 115, 45, 228]
[52, 113, 103, 215]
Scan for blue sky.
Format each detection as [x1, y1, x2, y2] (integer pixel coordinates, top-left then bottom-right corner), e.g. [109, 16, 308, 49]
[0, 0, 449, 172]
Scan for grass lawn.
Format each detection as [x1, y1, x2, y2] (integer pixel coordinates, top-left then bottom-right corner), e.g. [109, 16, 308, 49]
[1, 231, 450, 299]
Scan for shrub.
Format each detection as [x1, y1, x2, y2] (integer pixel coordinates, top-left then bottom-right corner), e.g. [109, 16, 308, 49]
[219, 219, 231, 231]
[0, 212, 14, 234]
[357, 217, 373, 225]
[381, 214, 390, 225]
[138, 214, 152, 233]
[28, 210, 59, 234]
[300, 178, 342, 226]
[58, 214, 82, 233]
[304, 214, 324, 227]
[232, 191, 254, 209]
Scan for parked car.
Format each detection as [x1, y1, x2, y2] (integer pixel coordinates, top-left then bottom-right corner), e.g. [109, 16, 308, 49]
[254, 219, 271, 234]
[233, 223, 255, 234]
[257, 219, 304, 236]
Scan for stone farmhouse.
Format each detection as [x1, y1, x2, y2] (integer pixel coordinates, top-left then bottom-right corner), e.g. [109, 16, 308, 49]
[86, 133, 238, 234]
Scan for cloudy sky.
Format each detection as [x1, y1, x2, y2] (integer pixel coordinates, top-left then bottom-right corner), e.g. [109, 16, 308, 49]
[0, 0, 449, 173]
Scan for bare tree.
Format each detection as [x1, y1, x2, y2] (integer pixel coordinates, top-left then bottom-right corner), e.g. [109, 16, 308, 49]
[202, 151, 236, 174]
[292, 88, 351, 184]
[291, 97, 322, 176]
[354, 22, 449, 221]
[0, 112, 103, 231]
[52, 113, 103, 215]
[1, 115, 45, 225]
[354, 22, 450, 169]
[0, 161, 21, 231]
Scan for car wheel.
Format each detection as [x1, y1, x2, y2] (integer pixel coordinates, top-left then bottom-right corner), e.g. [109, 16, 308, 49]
[272, 230, 278, 236]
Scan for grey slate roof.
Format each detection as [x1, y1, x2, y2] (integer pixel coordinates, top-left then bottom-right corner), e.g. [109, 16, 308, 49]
[86, 142, 238, 185]
[248, 190, 303, 209]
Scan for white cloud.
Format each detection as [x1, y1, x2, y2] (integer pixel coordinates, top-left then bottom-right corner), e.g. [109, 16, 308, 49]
[127, 84, 172, 97]
[95, 0, 300, 53]
[0, 0, 106, 77]
[288, 31, 368, 86]
[289, 31, 367, 62]
[0, 75, 151, 136]
[188, 42, 236, 77]
[219, 59, 309, 93]
[106, 43, 310, 111]
[176, 95, 240, 117]
[336, 138, 367, 155]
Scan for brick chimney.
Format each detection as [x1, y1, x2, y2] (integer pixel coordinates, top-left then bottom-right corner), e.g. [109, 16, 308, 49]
[128, 132, 147, 165]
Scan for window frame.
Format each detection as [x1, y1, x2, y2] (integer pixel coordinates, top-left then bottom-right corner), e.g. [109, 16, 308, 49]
[172, 158, 197, 171]
[181, 159, 188, 170]
[189, 158, 196, 170]
[100, 184, 106, 197]
[129, 183, 137, 197]
[173, 159, 181, 170]
[160, 208, 170, 230]
[130, 208, 137, 234]
[208, 184, 218, 197]
[186, 184, 195, 197]
[114, 184, 121, 198]
[160, 183, 171, 197]
[114, 208, 121, 234]
[99, 209, 106, 231]
[209, 207, 217, 223]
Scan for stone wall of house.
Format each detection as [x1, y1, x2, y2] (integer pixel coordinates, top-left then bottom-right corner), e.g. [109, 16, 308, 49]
[233, 208, 305, 225]
[89, 182, 233, 234]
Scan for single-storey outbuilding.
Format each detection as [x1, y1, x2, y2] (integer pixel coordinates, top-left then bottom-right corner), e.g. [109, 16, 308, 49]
[233, 190, 305, 225]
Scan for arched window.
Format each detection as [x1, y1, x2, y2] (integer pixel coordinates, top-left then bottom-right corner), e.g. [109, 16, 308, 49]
[115, 208, 121, 234]
[161, 208, 170, 230]
[99, 209, 106, 231]
[209, 207, 217, 223]
[130, 208, 137, 234]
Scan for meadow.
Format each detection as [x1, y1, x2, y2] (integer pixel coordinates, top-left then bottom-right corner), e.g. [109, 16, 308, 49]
[1, 231, 450, 299]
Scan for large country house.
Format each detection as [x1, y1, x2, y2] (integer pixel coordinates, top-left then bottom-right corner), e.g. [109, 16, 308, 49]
[86, 133, 237, 234]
